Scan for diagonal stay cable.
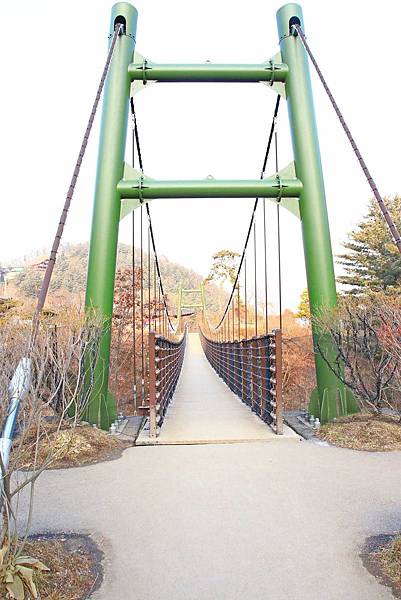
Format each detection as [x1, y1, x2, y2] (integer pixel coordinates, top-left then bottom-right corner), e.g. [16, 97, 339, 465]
[213, 95, 281, 331]
[130, 97, 175, 331]
[34, 23, 124, 331]
[293, 23, 401, 255]
[1, 23, 123, 473]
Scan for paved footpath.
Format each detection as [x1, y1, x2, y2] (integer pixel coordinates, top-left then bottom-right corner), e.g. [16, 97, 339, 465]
[22, 439, 401, 599]
[137, 332, 297, 445]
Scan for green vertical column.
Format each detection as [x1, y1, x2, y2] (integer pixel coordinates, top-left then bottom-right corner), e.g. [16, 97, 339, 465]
[85, 2, 138, 428]
[276, 3, 357, 422]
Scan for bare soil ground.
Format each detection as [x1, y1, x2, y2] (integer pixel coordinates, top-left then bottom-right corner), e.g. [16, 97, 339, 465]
[0, 534, 103, 600]
[317, 413, 401, 451]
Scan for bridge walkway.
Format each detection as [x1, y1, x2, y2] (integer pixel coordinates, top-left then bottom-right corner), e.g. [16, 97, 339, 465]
[137, 332, 297, 445]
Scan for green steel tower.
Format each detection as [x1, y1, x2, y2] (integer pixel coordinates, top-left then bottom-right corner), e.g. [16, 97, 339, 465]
[84, 2, 357, 428]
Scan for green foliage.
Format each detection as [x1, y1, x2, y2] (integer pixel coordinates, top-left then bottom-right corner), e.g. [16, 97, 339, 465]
[0, 539, 49, 599]
[296, 289, 310, 323]
[206, 249, 240, 286]
[338, 195, 401, 294]
[13, 243, 223, 311]
[14, 270, 42, 299]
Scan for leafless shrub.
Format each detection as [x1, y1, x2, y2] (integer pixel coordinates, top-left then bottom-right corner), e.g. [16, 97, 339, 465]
[315, 296, 401, 416]
[0, 309, 103, 581]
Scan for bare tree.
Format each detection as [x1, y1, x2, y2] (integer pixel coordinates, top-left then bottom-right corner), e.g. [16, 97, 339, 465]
[0, 310, 102, 598]
[315, 297, 401, 415]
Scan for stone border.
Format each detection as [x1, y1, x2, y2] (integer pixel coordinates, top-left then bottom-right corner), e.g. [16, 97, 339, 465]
[361, 533, 401, 599]
[284, 410, 319, 440]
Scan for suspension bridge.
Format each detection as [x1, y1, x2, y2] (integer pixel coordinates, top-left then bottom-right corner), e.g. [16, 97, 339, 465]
[3, 1, 401, 458]
[2, 4, 401, 600]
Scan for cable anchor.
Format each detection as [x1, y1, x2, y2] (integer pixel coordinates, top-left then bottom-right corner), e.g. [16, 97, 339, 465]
[142, 58, 148, 85]
[275, 174, 283, 203]
[137, 173, 144, 203]
[269, 59, 276, 86]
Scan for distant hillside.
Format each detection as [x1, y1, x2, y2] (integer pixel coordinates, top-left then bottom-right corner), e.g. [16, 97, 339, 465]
[13, 242, 224, 313]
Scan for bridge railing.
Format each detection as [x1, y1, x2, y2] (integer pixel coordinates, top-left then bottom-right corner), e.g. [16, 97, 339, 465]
[199, 329, 283, 434]
[148, 329, 187, 437]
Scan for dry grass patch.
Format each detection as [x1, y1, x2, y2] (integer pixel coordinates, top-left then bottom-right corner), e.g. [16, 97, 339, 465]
[0, 534, 102, 600]
[17, 424, 130, 470]
[317, 413, 401, 451]
[375, 535, 401, 592]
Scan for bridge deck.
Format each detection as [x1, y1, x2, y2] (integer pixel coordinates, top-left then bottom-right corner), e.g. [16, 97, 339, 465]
[137, 332, 297, 445]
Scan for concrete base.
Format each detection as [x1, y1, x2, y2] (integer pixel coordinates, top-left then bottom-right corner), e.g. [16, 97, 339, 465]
[137, 333, 299, 446]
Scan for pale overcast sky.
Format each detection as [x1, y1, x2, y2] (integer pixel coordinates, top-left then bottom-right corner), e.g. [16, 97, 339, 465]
[1, 0, 400, 310]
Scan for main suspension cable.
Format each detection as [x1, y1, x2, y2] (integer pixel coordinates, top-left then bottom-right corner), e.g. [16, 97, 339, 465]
[293, 23, 401, 255]
[129, 98, 175, 331]
[213, 95, 281, 330]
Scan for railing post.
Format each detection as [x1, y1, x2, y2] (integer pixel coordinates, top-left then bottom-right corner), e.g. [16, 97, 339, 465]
[240, 340, 246, 404]
[251, 338, 259, 413]
[273, 329, 283, 435]
[149, 331, 157, 438]
[259, 336, 268, 422]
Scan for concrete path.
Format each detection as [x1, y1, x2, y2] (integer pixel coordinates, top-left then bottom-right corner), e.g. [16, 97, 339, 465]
[23, 440, 401, 600]
[137, 333, 297, 445]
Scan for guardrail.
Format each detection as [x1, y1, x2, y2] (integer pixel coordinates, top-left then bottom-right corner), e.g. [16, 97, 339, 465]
[200, 329, 283, 434]
[148, 329, 187, 437]
[0, 358, 32, 472]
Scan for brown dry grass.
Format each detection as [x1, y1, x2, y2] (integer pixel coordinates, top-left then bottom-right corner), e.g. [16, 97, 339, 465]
[0, 535, 101, 600]
[317, 414, 401, 451]
[374, 535, 401, 592]
[17, 424, 129, 470]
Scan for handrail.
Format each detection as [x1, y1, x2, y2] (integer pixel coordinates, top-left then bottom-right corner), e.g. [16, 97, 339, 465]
[199, 329, 283, 434]
[148, 328, 187, 437]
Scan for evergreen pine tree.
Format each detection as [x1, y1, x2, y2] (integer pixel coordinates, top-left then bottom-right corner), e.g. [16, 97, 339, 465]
[338, 195, 401, 294]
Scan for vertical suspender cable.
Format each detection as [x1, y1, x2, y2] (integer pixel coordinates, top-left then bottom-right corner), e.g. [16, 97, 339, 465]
[254, 221, 258, 337]
[140, 205, 145, 405]
[158, 279, 161, 334]
[275, 125, 283, 330]
[277, 206, 283, 330]
[153, 260, 157, 331]
[244, 257, 248, 339]
[263, 198, 269, 334]
[148, 226, 151, 330]
[132, 211, 137, 411]
[237, 284, 241, 340]
[232, 298, 235, 341]
[131, 105, 137, 412]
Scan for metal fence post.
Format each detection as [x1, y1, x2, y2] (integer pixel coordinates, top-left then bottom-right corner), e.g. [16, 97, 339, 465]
[149, 330, 157, 438]
[274, 329, 283, 435]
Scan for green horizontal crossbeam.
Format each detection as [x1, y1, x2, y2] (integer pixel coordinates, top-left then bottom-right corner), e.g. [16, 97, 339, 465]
[117, 177, 302, 200]
[128, 62, 288, 83]
[182, 304, 203, 308]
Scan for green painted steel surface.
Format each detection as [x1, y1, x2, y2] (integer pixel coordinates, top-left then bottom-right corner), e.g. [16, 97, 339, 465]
[128, 62, 288, 82]
[84, 2, 138, 429]
[277, 3, 357, 422]
[117, 177, 302, 199]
